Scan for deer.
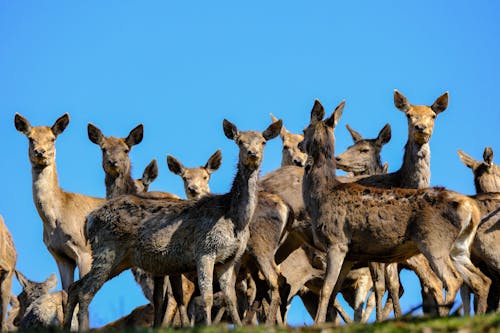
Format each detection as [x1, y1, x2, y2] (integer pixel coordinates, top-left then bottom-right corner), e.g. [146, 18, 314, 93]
[167, 149, 293, 325]
[458, 147, 500, 194]
[0, 215, 16, 332]
[299, 98, 490, 324]
[63, 118, 282, 331]
[14, 113, 105, 293]
[270, 113, 307, 167]
[87, 122, 186, 327]
[12, 270, 77, 330]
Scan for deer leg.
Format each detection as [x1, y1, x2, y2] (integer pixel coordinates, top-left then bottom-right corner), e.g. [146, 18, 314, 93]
[169, 274, 190, 327]
[254, 257, 281, 325]
[352, 270, 372, 322]
[460, 285, 472, 315]
[362, 290, 376, 323]
[55, 254, 76, 292]
[216, 261, 242, 326]
[0, 271, 11, 333]
[162, 278, 178, 326]
[152, 276, 165, 327]
[314, 244, 348, 325]
[368, 262, 386, 322]
[197, 255, 215, 325]
[385, 263, 402, 319]
[77, 252, 93, 278]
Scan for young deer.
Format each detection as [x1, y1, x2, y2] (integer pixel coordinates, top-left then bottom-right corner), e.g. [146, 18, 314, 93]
[168, 150, 293, 325]
[63, 119, 282, 331]
[13, 270, 77, 330]
[299, 99, 490, 324]
[14, 114, 104, 292]
[458, 147, 500, 193]
[0, 216, 16, 332]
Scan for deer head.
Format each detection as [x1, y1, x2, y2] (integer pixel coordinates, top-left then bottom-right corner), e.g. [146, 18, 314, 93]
[88, 123, 143, 178]
[14, 113, 70, 168]
[223, 119, 282, 170]
[135, 159, 159, 193]
[335, 123, 391, 175]
[394, 90, 448, 145]
[270, 113, 307, 167]
[457, 147, 500, 193]
[167, 150, 222, 199]
[14, 270, 58, 326]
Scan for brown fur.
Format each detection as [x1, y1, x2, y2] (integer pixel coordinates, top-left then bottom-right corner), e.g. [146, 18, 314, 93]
[0, 216, 16, 332]
[63, 119, 282, 331]
[300, 99, 489, 324]
[270, 113, 307, 167]
[458, 147, 500, 193]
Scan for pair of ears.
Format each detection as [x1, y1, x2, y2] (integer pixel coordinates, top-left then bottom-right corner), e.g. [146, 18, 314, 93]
[14, 113, 70, 137]
[167, 150, 222, 176]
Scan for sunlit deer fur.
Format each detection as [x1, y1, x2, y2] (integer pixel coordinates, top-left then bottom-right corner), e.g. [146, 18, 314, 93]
[300, 99, 490, 324]
[270, 113, 307, 167]
[458, 147, 500, 193]
[63, 119, 282, 331]
[14, 113, 104, 292]
[0, 216, 16, 332]
[168, 149, 293, 325]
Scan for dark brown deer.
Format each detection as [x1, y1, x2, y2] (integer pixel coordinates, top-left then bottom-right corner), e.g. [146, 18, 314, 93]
[0, 216, 16, 332]
[14, 114, 104, 292]
[299, 99, 489, 324]
[63, 119, 282, 331]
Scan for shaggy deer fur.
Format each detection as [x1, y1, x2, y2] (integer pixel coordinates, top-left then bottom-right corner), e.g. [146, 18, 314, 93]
[0, 216, 16, 332]
[13, 270, 77, 330]
[168, 150, 293, 324]
[14, 113, 104, 292]
[458, 147, 500, 193]
[63, 119, 282, 331]
[300, 99, 490, 324]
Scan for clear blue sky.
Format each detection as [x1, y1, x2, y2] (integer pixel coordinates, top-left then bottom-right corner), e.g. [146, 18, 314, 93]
[1, 1, 499, 327]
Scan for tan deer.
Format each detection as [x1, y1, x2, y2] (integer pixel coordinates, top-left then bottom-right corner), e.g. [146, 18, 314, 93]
[12, 270, 77, 330]
[167, 150, 293, 325]
[270, 113, 307, 167]
[14, 113, 104, 292]
[63, 119, 282, 331]
[458, 147, 500, 193]
[0, 215, 16, 332]
[299, 99, 490, 324]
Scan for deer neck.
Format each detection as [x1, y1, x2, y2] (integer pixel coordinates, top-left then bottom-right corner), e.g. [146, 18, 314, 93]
[228, 162, 260, 232]
[399, 141, 431, 189]
[105, 172, 138, 199]
[355, 156, 384, 176]
[31, 163, 64, 227]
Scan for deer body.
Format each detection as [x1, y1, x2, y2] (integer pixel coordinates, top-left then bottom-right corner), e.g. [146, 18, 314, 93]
[64, 119, 282, 331]
[300, 99, 490, 324]
[0, 216, 16, 332]
[15, 113, 104, 293]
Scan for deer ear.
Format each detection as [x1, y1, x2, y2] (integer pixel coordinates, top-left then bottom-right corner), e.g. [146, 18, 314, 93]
[87, 123, 104, 146]
[310, 99, 325, 125]
[457, 150, 477, 169]
[142, 159, 158, 186]
[270, 113, 288, 139]
[394, 90, 411, 113]
[346, 124, 363, 142]
[483, 147, 494, 166]
[263, 119, 282, 141]
[431, 92, 449, 114]
[223, 119, 239, 140]
[125, 124, 144, 148]
[14, 113, 32, 135]
[167, 155, 185, 176]
[51, 113, 70, 136]
[376, 123, 392, 146]
[205, 149, 222, 174]
[14, 270, 29, 289]
[44, 274, 58, 291]
[383, 162, 389, 174]
[325, 100, 345, 128]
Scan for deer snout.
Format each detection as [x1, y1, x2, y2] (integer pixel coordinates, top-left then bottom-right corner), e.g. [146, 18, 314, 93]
[34, 148, 46, 157]
[293, 159, 305, 167]
[187, 185, 199, 195]
[414, 124, 427, 132]
[247, 150, 258, 158]
[106, 160, 118, 167]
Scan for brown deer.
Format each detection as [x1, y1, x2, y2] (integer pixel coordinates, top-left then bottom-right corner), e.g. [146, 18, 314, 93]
[167, 150, 293, 325]
[12, 270, 77, 330]
[135, 159, 159, 193]
[299, 99, 490, 324]
[14, 113, 104, 292]
[270, 113, 307, 167]
[0, 215, 16, 332]
[63, 119, 282, 331]
[458, 147, 500, 193]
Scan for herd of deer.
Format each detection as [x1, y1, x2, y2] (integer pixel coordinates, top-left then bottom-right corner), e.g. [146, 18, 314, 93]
[0, 90, 498, 331]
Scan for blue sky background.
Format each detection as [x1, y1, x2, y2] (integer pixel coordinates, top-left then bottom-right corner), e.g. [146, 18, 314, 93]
[1, 1, 499, 327]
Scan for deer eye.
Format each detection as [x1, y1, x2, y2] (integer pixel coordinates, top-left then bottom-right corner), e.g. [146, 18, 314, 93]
[360, 149, 369, 153]
[203, 176, 208, 180]
[283, 145, 290, 150]
[124, 148, 130, 154]
[262, 141, 266, 146]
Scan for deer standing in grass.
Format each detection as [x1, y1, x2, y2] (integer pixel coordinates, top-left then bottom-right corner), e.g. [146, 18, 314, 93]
[0, 216, 16, 332]
[299, 99, 490, 324]
[14, 113, 104, 293]
[168, 149, 293, 325]
[63, 118, 282, 331]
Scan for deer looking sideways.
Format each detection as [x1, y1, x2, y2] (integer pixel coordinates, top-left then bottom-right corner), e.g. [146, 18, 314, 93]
[0, 216, 16, 332]
[63, 119, 282, 331]
[299, 99, 490, 324]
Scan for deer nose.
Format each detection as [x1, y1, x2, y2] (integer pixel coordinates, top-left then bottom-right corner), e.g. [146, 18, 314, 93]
[107, 160, 117, 167]
[34, 148, 45, 156]
[414, 124, 427, 132]
[187, 186, 198, 194]
[293, 159, 304, 167]
[247, 151, 258, 158]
